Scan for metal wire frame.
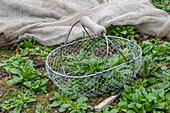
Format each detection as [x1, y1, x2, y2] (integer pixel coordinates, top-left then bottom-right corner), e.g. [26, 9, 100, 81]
[46, 22, 142, 97]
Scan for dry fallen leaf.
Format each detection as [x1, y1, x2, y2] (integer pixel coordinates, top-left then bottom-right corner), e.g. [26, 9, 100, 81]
[15, 48, 20, 54]
[143, 34, 150, 39]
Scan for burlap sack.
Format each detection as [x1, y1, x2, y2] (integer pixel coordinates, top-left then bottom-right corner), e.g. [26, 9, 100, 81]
[0, 0, 169, 47]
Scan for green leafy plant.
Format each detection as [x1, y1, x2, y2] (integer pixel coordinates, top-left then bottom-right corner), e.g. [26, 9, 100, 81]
[13, 36, 36, 48]
[12, 36, 53, 58]
[0, 51, 11, 59]
[20, 48, 29, 56]
[154, 69, 170, 82]
[0, 54, 50, 95]
[138, 55, 160, 78]
[0, 90, 37, 113]
[106, 25, 140, 39]
[58, 97, 93, 113]
[6, 60, 42, 86]
[49, 92, 92, 113]
[141, 40, 170, 64]
[31, 46, 52, 59]
[98, 105, 118, 113]
[49, 91, 76, 108]
[35, 104, 51, 113]
[0, 54, 28, 71]
[117, 82, 170, 113]
[139, 39, 170, 84]
[23, 78, 49, 95]
[150, 0, 170, 13]
[65, 48, 132, 76]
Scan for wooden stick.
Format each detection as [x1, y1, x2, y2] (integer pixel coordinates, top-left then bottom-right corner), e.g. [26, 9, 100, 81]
[94, 95, 117, 111]
[94, 91, 123, 111]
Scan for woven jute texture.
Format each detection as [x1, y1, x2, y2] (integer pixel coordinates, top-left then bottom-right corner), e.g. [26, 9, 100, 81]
[0, 0, 169, 47]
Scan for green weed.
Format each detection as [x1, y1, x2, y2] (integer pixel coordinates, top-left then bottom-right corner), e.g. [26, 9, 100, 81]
[117, 82, 170, 113]
[49, 93, 93, 113]
[35, 104, 51, 113]
[106, 25, 140, 39]
[0, 54, 49, 95]
[0, 90, 37, 113]
[150, 0, 170, 13]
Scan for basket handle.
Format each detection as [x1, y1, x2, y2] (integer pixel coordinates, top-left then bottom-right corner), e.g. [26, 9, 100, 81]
[65, 16, 106, 45]
[80, 16, 106, 37]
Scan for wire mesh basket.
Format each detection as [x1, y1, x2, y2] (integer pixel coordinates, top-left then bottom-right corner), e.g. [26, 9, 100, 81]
[46, 16, 142, 97]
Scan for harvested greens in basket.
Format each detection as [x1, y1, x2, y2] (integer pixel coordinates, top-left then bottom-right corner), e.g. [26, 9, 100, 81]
[64, 48, 132, 76]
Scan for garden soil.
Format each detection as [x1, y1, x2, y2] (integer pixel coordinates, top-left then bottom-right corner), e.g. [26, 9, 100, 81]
[0, 0, 170, 47]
